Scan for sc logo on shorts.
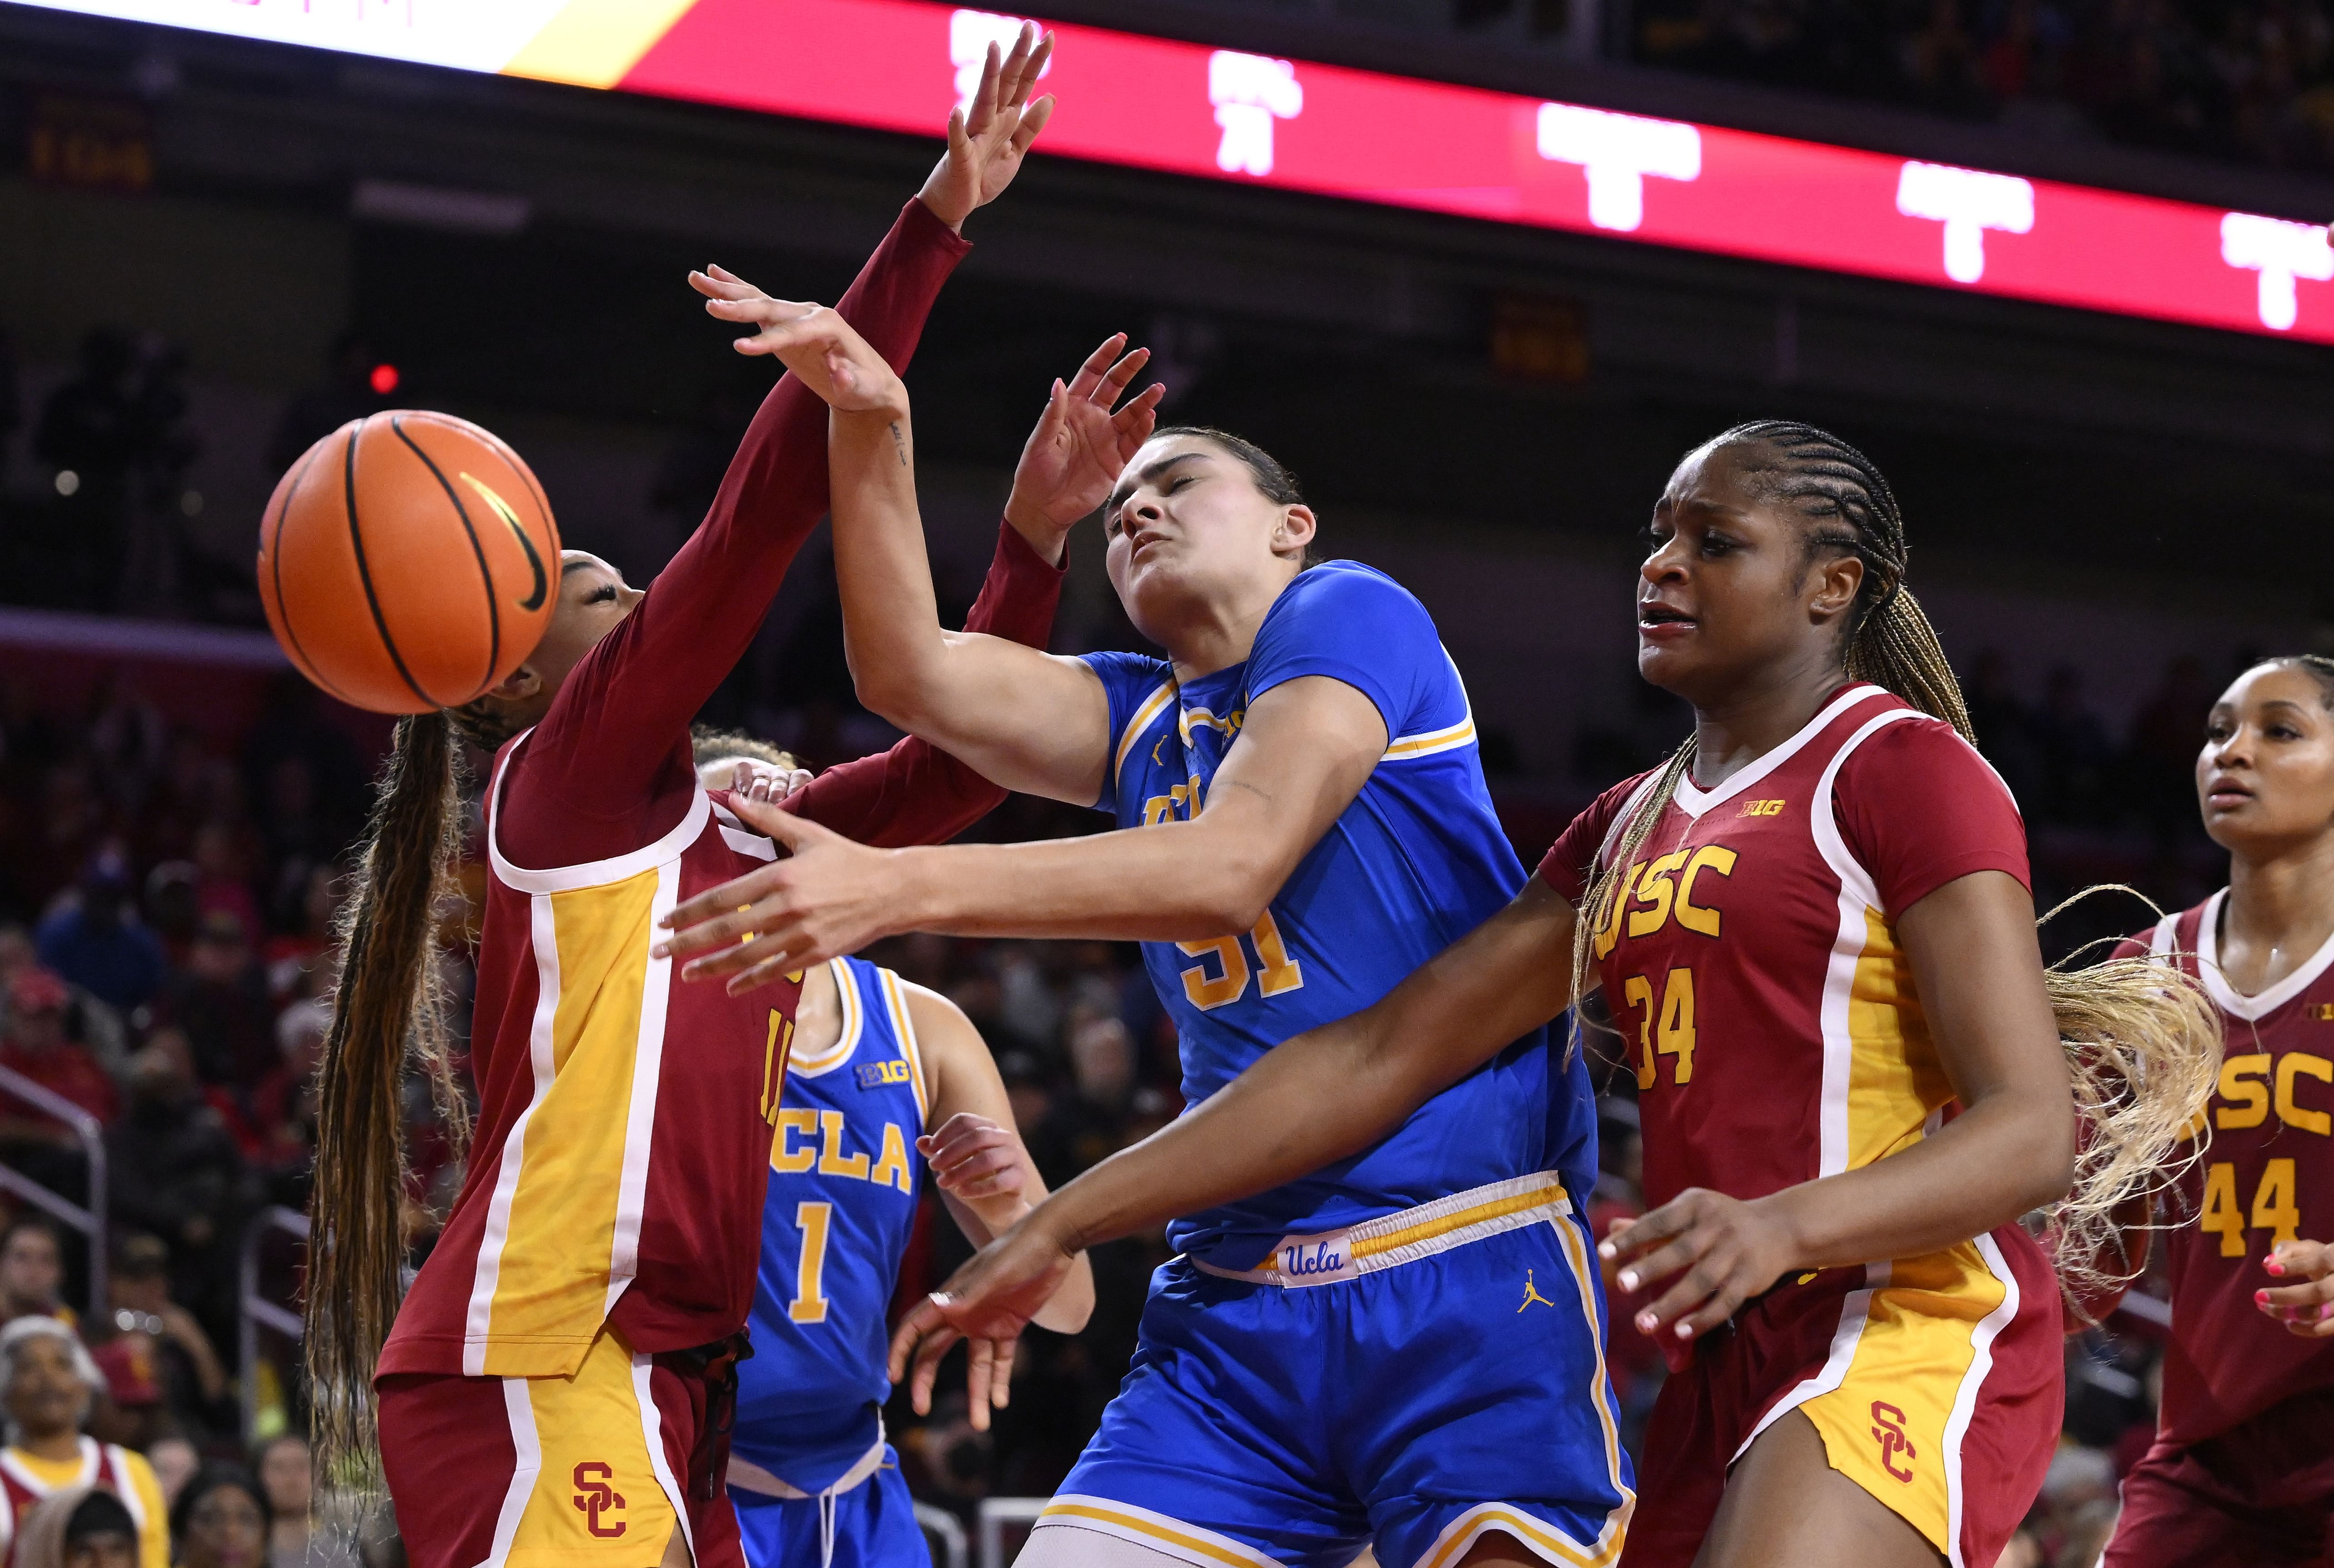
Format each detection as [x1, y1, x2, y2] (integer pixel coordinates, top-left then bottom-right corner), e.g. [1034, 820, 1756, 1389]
[1868, 1402, 1917, 1484]
[574, 1461, 627, 1538]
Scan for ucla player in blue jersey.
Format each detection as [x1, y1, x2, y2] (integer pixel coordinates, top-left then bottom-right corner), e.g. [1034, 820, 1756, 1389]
[688, 755, 1096, 1568]
[656, 321, 1630, 1568]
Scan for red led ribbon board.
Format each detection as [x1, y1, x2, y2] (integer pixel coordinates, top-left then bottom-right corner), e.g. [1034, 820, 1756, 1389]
[617, 0, 2334, 344]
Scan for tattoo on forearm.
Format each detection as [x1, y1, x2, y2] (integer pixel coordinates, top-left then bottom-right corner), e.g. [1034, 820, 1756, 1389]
[888, 421, 909, 468]
[1221, 779, 1273, 805]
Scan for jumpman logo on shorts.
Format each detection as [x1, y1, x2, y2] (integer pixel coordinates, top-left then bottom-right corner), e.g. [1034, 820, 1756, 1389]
[1517, 1269, 1557, 1312]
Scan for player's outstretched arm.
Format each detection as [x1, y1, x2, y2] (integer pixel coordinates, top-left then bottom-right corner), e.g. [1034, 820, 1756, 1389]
[655, 670, 1386, 988]
[1601, 869, 2078, 1344]
[885, 880, 1582, 1394]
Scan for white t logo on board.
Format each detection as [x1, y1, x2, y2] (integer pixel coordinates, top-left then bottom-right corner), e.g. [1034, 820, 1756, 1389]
[1209, 51, 1302, 177]
[1895, 162, 2034, 284]
[950, 10, 1049, 107]
[2221, 211, 2333, 331]
[1534, 104, 1701, 233]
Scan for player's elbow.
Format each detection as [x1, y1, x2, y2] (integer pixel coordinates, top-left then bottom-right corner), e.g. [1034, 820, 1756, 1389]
[851, 657, 945, 735]
[1191, 859, 1277, 935]
[2008, 1093, 2079, 1215]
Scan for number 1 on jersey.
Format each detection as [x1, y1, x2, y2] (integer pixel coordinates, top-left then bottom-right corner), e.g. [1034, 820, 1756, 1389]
[788, 1201, 833, 1323]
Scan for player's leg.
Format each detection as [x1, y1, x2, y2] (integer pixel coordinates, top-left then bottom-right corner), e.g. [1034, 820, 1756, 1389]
[1693, 1411, 1939, 1568]
[1351, 1213, 1632, 1568]
[1016, 1264, 1367, 1568]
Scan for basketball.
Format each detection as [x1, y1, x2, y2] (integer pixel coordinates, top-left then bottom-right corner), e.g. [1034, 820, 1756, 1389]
[256, 411, 561, 715]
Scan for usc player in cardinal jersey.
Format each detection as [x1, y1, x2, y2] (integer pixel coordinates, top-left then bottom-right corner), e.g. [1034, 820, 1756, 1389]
[2101, 654, 2334, 1568]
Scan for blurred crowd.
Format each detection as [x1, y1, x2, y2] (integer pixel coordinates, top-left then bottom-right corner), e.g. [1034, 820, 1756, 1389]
[1630, 0, 2334, 171]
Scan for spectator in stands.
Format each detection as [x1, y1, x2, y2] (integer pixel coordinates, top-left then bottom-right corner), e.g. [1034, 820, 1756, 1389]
[34, 849, 166, 1017]
[90, 1236, 230, 1450]
[106, 1041, 249, 1326]
[137, 868, 196, 971]
[0, 1317, 170, 1568]
[0, 1218, 74, 1331]
[14, 1485, 143, 1568]
[141, 1437, 196, 1509]
[252, 1435, 351, 1568]
[0, 970, 118, 1144]
[157, 915, 272, 1091]
[167, 1468, 267, 1568]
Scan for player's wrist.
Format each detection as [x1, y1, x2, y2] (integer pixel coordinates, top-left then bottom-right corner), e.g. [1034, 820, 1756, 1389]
[1002, 494, 1073, 564]
[915, 182, 972, 235]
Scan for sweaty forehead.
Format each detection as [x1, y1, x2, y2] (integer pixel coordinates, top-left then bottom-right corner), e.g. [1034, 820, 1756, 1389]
[2224, 662, 2334, 713]
[1108, 441, 1219, 512]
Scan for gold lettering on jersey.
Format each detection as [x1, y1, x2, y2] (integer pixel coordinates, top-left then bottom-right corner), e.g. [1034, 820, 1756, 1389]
[1628, 850, 1692, 937]
[816, 1110, 871, 1179]
[761, 1012, 795, 1127]
[1142, 773, 1206, 827]
[1673, 847, 1738, 937]
[772, 1110, 917, 1193]
[772, 1108, 818, 1174]
[1740, 799, 1785, 817]
[2207, 1051, 2329, 1137]
[1593, 864, 1642, 960]
[2317, 1003, 2334, 1020]
[2276, 1053, 2332, 1136]
[2218, 1054, 2272, 1131]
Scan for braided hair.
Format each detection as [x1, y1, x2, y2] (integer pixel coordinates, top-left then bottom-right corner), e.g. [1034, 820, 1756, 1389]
[1566, 421, 2220, 1317]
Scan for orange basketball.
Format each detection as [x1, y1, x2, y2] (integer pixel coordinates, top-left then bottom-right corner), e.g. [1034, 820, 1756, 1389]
[257, 411, 560, 715]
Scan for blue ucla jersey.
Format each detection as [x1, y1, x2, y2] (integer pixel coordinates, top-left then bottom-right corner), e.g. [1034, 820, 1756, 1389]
[730, 957, 927, 1494]
[1084, 559, 1594, 1269]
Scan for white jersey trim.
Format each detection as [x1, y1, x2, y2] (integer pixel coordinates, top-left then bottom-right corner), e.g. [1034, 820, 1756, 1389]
[486, 729, 712, 895]
[464, 892, 563, 1375]
[604, 860, 678, 1316]
[1672, 684, 1888, 819]
[2197, 887, 2334, 1021]
[879, 968, 932, 1128]
[1809, 707, 1923, 1180]
[787, 958, 864, 1079]
[1938, 1231, 2021, 1568]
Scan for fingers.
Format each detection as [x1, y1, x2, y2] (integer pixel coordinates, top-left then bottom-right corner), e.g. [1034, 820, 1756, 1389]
[965, 1338, 995, 1431]
[1095, 346, 1152, 405]
[1000, 24, 1046, 110]
[2268, 1240, 2334, 1282]
[1112, 384, 1167, 451]
[909, 1319, 961, 1416]
[1598, 1205, 1677, 1268]
[1065, 334, 1130, 401]
[966, 41, 1002, 135]
[1011, 93, 1055, 155]
[888, 1295, 948, 1383]
[688, 270, 760, 302]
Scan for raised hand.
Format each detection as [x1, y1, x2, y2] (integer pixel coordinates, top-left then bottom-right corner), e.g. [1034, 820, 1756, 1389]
[888, 1213, 1080, 1427]
[686, 269, 905, 413]
[652, 794, 910, 992]
[1005, 334, 1167, 553]
[920, 23, 1056, 231]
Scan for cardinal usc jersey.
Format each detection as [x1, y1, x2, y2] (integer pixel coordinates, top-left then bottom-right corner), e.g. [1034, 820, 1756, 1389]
[1542, 683, 2059, 1568]
[2122, 897, 2334, 1446]
[1539, 683, 2031, 1211]
[381, 763, 805, 1379]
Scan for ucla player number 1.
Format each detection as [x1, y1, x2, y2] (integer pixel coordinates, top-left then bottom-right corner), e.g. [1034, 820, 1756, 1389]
[1177, 911, 1306, 1011]
[788, 1201, 833, 1324]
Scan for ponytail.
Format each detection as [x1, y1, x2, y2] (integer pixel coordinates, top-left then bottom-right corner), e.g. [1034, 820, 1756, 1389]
[307, 713, 472, 1488]
[1574, 421, 2221, 1315]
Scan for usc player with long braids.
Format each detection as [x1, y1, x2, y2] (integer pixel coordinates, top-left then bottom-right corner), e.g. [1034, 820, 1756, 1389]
[882, 421, 2220, 1568]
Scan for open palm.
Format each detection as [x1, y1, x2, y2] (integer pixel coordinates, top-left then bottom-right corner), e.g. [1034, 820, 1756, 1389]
[920, 23, 1057, 230]
[1008, 334, 1167, 533]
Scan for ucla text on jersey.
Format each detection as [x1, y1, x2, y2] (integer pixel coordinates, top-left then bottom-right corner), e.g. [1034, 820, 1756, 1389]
[1083, 559, 1596, 1268]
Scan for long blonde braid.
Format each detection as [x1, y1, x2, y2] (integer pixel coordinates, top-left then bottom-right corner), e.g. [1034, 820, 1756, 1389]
[1569, 421, 2218, 1308]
